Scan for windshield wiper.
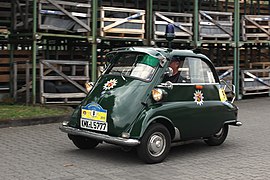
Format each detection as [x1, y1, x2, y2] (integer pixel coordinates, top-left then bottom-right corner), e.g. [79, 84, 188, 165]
[120, 72, 126, 81]
[111, 70, 126, 81]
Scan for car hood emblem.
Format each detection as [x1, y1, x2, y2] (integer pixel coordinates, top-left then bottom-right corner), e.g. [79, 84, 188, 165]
[103, 79, 118, 90]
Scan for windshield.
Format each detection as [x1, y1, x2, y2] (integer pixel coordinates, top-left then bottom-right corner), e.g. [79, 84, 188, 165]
[106, 52, 160, 81]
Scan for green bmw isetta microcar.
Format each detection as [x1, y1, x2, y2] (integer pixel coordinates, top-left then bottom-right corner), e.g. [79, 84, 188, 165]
[60, 47, 242, 163]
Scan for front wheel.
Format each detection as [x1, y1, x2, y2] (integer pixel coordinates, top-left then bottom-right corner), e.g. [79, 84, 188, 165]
[204, 125, 229, 146]
[137, 123, 171, 164]
[68, 134, 100, 149]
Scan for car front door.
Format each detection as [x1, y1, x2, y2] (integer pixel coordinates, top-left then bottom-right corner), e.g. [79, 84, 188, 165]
[163, 57, 226, 140]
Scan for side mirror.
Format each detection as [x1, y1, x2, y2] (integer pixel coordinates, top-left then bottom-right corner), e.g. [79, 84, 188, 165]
[98, 62, 111, 76]
[85, 82, 94, 92]
[158, 81, 173, 90]
[164, 67, 173, 77]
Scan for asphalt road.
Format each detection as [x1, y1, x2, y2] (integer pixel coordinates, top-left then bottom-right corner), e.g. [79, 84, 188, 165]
[1, 97, 270, 180]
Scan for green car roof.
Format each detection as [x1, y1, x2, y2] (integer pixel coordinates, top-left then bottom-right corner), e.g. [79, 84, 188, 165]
[114, 47, 211, 63]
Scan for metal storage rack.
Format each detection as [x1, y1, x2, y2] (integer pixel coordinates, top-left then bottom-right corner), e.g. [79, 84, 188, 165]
[1, 0, 270, 104]
[0, 0, 11, 100]
[8, 0, 93, 104]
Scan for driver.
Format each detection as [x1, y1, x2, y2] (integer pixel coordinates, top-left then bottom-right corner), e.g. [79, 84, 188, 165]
[163, 57, 187, 83]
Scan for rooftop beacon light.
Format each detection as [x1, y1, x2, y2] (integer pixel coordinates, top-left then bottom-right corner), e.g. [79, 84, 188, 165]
[165, 24, 175, 51]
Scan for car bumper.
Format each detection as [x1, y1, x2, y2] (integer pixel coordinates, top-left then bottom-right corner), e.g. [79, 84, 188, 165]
[59, 123, 140, 147]
[225, 120, 242, 126]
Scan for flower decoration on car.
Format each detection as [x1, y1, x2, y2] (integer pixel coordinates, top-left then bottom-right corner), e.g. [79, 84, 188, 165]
[193, 90, 204, 106]
[103, 79, 118, 90]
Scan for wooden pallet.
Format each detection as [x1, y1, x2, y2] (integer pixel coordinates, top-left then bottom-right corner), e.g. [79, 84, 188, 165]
[100, 6, 145, 39]
[11, 0, 32, 32]
[220, 1, 270, 15]
[199, 11, 233, 41]
[249, 62, 270, 77]
[153, 0, 184, 12]
[39, 50, 90, 61]
[242, 15, 270, 41]
[200, 35, 232, 41]
[41, 93, 86, 104]
[40, 59, 89, 104]
[151, 0, 218, 13]
[101, 0, 141, 8]
[12, 0, 91, 33]
[241, 69, 270, 96]
[0, 26, 9, 36]
[200, 44, 270, 68]
[154, 11, 193, 42]
[216, 66, 233, 82]
[11, 50, 32, 102]
[0, 50, 32, 97]
[249, 62, 270, 69]
[0, 1, 11, 30]
[241, 87, 270, 96]
[0, 53, 10, 92]
[38, 0, 91, 33]
[101, 31, 144, 39]
[0, 50, 31, 82]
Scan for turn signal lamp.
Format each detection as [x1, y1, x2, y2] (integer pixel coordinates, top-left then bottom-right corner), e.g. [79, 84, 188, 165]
[196, 85, 203, 90]
[152, 88, 163, 102]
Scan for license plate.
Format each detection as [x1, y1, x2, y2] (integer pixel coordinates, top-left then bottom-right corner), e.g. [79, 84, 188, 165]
[80, 103, 108, 132]
[80, 118, 108, 132]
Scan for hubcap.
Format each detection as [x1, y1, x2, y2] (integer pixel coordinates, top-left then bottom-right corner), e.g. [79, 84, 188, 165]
[148, 132, 166, 157]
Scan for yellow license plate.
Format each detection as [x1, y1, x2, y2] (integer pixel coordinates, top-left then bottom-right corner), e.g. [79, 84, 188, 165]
[219, 88, 228, 102]
[80, 103, 108, 132]
[81, 109, 107, 122]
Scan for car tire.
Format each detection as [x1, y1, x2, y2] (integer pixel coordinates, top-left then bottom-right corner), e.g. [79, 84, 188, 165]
[137, 123, 171, 164]
[68, 134, 99, 149]
[204, 125, 229, 146]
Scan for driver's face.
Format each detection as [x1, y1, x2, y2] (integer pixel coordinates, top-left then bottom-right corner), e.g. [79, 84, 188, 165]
[170, 61, 180, 71]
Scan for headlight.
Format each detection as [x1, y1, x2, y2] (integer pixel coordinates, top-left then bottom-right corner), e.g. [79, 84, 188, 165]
[121, 132, 130, 139]
[62, 121, 69, 126]
[152, 88, 163, 102]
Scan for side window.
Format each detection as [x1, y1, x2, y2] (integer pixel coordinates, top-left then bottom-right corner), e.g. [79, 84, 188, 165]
[179, 59, 190, 82]
[181, 57, 216, 83]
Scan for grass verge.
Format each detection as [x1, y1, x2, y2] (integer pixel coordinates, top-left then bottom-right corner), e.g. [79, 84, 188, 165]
[0, 105, 73, 120]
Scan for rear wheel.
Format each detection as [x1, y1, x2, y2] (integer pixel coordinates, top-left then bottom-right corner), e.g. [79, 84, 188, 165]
[68, 134, 99, 149]
[137, 123, 171, 164]
[204, 125, 229, 146]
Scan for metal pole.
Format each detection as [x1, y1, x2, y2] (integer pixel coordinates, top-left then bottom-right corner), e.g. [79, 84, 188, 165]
[233, 0, 240, 99]
[146, 0, 153, 46]
[32, 0, 37, 104]
[26, 60, 30, 105]
[13, 61, 17, 101]
[244, 0, 247, 15]
[257, 0, 260, 15]
[10, 43, 15, 99]
[91, 0, 98, 82]
[10, 0, 15, 99]
[193, 0, 199, 48]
